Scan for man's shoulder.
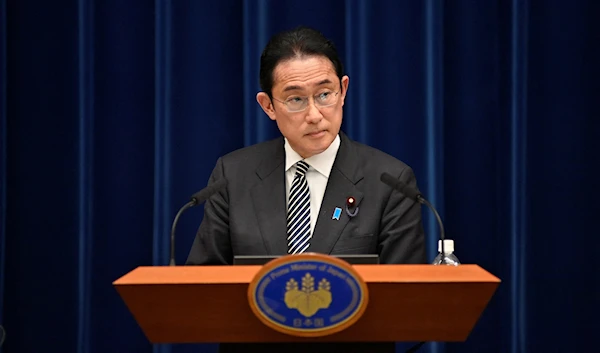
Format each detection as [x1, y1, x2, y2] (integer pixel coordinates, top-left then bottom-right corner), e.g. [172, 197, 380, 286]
[220, 136, 283, 164]
[345, 136, 412, 171]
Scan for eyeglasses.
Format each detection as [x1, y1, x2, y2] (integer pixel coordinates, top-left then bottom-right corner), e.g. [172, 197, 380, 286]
[272, 90, 340, 113]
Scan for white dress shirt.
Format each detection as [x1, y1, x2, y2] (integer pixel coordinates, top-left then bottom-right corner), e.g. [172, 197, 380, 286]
[284, 134, 341, 236]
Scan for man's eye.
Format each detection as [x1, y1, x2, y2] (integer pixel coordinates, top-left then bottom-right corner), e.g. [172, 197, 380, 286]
[318, 92, 331, 100]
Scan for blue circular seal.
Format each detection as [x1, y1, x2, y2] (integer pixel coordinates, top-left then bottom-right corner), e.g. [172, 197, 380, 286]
[247, 253, 369, 337]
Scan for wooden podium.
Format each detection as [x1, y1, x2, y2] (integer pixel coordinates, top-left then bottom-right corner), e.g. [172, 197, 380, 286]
[113, 263, 500, 344]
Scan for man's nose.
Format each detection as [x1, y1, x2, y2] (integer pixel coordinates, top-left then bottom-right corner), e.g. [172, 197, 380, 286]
[305, 99, 324, 123]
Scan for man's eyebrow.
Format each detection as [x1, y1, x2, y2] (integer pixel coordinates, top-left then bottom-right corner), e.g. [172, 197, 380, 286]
[282, 79, 334, 92]
[282, 85, 303, 92]
[315, 79, 333, 86]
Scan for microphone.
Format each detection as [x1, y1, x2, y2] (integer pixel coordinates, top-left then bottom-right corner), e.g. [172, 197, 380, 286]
[380, 172, 446, 263]
[169, 178, 228, 266]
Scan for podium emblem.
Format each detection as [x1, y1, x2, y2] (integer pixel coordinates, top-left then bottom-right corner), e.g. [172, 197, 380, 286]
[248, 253, 369, 337]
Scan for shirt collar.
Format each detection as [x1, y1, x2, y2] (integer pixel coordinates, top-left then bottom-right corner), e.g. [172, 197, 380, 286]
[284, 134, 341, 178]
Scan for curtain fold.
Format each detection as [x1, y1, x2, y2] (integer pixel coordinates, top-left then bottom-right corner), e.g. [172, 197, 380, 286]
[76, 0, 94, 352]
[424, 2, 444, 352]
[0, 0, 7, 336]
[424, 0, 445, 264]
[509, 1, 528, 352]
[153, 0, 173, 269]
[1, 1, 598, 353]
[344, 0, 371, 143]
[243, 0, 272, 146]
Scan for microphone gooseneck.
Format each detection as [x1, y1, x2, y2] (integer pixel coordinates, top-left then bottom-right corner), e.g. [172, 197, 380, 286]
[416, 195, 446, 264]
[170, 200, 196, 266]
[379, 172, 446, 263]
[169, 179, 228, 266]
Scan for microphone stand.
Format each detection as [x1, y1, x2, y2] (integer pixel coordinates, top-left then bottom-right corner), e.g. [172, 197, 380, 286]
[417, 196, 446, 264]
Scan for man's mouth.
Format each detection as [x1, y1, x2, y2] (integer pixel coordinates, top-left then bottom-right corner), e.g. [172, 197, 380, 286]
[306, 130, 325, 137]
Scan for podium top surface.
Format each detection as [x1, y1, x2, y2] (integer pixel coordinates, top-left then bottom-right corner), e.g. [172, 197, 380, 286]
[113, 264, 500, 286]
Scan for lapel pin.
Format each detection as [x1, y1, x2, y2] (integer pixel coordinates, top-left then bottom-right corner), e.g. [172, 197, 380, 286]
[345, 196, 359, 217]
[332, 207, 342, 220]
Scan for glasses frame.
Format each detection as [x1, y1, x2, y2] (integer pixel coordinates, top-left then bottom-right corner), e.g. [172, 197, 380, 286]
[271, 90, 341, 113]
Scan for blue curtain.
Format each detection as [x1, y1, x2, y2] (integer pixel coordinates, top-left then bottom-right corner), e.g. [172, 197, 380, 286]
[1, 0, 598, 352]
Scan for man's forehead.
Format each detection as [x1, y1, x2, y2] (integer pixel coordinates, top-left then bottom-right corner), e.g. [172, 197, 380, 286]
[272, 56, 337, 90]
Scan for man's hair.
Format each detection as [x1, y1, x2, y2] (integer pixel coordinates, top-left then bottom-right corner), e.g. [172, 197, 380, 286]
[259, 26, 344, 98]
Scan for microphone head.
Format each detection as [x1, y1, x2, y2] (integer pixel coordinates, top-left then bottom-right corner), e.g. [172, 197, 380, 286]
[190, 178, 228, 205]
[380, 172, 421, 201]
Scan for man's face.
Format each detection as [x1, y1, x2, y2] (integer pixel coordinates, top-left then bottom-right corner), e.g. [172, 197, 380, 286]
[257, 56, 350, 159]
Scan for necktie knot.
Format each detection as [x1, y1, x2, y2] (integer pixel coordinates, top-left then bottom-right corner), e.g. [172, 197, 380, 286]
[295, 160, 309, 177]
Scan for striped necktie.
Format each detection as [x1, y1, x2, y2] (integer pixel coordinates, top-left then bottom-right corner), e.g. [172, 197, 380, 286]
[287, 160, 311, 254]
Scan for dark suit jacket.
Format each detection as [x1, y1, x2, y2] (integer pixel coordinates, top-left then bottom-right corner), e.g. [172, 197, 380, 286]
[187, 131, 426, 265]
[186, 132, 426, 352]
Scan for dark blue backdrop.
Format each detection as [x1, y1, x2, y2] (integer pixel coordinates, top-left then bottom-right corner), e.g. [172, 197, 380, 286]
[1, 1, 598, 353]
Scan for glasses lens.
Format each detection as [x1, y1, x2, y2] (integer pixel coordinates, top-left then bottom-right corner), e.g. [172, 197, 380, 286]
[286, 97, 307, 112]
[316, 91, 338, 106]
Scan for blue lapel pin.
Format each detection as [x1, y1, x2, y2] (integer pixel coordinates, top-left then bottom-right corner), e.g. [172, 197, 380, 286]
[332, 207, 342, 220]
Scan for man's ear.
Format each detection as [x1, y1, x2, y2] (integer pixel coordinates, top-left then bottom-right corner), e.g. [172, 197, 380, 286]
[257, 92, 277, 121]
[340, 75, 350, 107]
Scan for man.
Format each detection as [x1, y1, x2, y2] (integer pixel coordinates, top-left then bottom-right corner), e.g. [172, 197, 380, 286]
[187, 26, 426, 352]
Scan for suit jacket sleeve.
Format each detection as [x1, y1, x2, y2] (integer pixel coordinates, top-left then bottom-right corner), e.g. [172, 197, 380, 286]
[186, 157, 232, 265]
[378, 166, 427, 264]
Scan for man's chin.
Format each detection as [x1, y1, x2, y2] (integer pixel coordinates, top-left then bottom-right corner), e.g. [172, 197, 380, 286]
[307, 143, 332, 158]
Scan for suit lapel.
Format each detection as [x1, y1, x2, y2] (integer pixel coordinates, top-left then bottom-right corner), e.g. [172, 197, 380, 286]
[251, 138, 289, 255]
[307, 132, 364, 254]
